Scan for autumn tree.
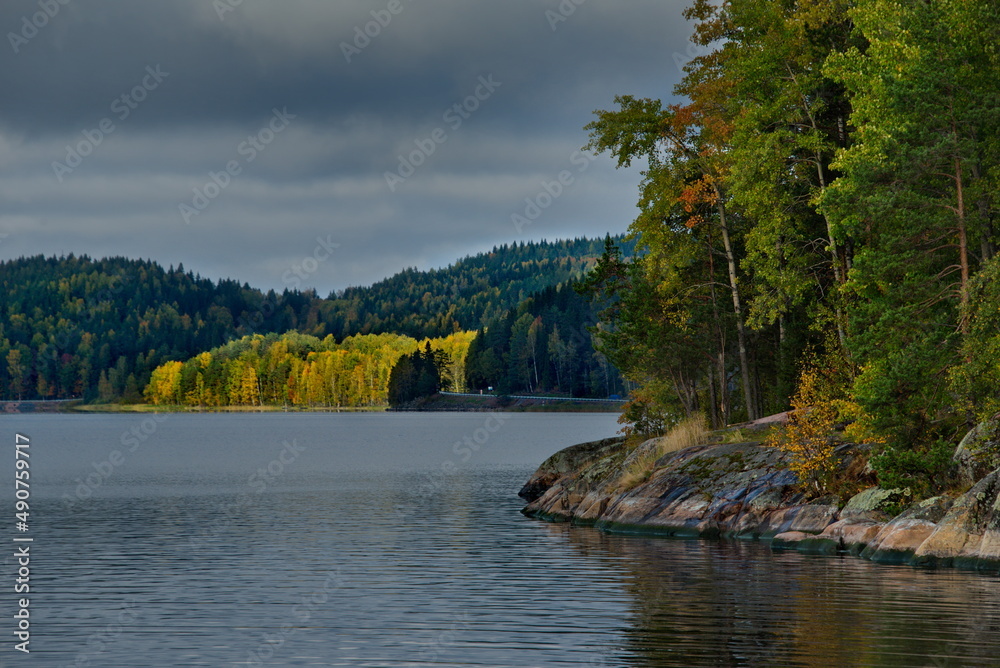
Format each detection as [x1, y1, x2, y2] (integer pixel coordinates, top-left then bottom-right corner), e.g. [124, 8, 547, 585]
[585, 90, 762, 421]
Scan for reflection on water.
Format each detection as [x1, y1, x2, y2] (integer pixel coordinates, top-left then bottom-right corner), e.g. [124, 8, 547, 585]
[553, 524, 1000, 667]
[1, 413, 999, 666]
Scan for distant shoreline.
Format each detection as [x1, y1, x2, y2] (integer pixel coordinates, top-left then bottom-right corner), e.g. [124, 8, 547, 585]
[1, 395, 621, 414]
[389, 393, 622, 413]
[70, 404, 385, 414]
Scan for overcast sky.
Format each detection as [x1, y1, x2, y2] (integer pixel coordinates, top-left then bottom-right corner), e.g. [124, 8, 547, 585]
[0, 0, 696, 294]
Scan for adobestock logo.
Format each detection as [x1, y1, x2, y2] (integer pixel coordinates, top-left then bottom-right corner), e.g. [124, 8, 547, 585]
[511, 149, 597, 234]
[7, 0, 71, 54]
[282, 235, 340, 290]
[545, 0, 587, 31]
[384, 74, 501, 192]
[341, 0, 413, 63]
[51, 65, 170, 182]
[179, 107, 295, 224]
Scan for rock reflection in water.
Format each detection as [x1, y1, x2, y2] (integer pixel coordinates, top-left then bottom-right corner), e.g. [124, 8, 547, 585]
[548, 524, 1000, 667]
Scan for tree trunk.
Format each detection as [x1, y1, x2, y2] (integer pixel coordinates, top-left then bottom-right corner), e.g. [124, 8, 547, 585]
[715, 193, 758, 421]
[816, 153, 849, 351]
[972, 162, 995, 262]
[956, 154, 970, 333]
[707, 364, 719, 429]
[706, 228, 728, 426]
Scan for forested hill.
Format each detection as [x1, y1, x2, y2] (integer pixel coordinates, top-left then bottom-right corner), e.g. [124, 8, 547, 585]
[0, 254, 310, 402]
[319, 236, 634, 339]
[0, 237, 626, 402]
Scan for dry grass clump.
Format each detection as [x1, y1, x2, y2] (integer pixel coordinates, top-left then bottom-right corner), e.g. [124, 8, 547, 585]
[616, 445, 661, 491]
[713, 423, 784, 445]
[716, 427, 748, 444]
[618, 415, 710, 490]
[660, 414, 711, 454]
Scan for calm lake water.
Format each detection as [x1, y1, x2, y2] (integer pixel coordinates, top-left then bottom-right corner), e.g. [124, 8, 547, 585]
[2, 412, 1000, 667]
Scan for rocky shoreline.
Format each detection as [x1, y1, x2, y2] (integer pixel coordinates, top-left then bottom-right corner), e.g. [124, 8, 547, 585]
[519, 435, 1000, 571]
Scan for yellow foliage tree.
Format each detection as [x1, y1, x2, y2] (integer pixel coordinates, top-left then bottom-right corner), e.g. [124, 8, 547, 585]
[768, 365, 839, 492]
[240, 364, 260, 406]
[144, 331, 474, 408]
[145, 360, 183, 405]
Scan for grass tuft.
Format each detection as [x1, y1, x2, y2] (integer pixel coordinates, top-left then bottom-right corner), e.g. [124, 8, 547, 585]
[661, 414, 711, 454]
[618, 415, 710, 490]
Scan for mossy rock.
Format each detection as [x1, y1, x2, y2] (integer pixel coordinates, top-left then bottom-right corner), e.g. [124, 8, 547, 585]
[518, 436, 626, 501]
[620, 437, 662, 469]
[841, 487, 908, 521]
[954, 420, 1000, 486]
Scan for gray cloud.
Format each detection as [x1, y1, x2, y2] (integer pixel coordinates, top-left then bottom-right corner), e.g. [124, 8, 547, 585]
[0, 0, 695, 292]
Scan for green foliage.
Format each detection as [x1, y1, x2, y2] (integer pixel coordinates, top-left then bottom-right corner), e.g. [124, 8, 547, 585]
[582, 5, 850, 427]
[722, 0, 857, 333]
[589, 0, 1000, 483]
[580, 233, 736, 428]
[818, 0, 1000, 446]
[950, 255, 1000, 421]
[320, 237, 635, 339]
[388, 343, 452, 406]
[464, 277, 624, 398]
[616, 383, 674, 440]
[868, 440, 955, 502]
[0, 255, 294, 403]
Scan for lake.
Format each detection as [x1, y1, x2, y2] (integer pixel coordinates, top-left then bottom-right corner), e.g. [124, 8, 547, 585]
[2, 412, 1000, 667]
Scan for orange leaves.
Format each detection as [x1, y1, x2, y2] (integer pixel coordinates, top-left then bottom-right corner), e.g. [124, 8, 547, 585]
[667, 101, 733, 149]
[677, 177, 718, 229]
[669, 103, 697, 132]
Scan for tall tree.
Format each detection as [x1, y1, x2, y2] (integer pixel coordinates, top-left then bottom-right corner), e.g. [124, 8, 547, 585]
[711, 0, 857, 349]
[820, 0, 1000, 442]
[586, 92, 759, 420]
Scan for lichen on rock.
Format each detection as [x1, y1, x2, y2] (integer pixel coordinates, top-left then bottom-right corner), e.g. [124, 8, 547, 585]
[841, 487, 907, 522]
[954, 419, 1000, 487]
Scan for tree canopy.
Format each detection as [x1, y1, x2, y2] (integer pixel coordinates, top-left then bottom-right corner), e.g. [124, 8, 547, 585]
[584, 0, 1000, 490]
[146, 331, 475, 409]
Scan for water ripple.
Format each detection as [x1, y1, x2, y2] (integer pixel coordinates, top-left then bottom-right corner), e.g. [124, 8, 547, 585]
[2, 414, 999, 666]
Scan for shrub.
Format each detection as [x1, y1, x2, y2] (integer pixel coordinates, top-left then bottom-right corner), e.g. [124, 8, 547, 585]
[768, 362, 843, 493]
[617, 383, 673, 439]
[868, 439, 954, 501]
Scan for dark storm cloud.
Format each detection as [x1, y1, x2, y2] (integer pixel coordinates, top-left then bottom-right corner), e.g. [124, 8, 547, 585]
[0, 0, 696, 292]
